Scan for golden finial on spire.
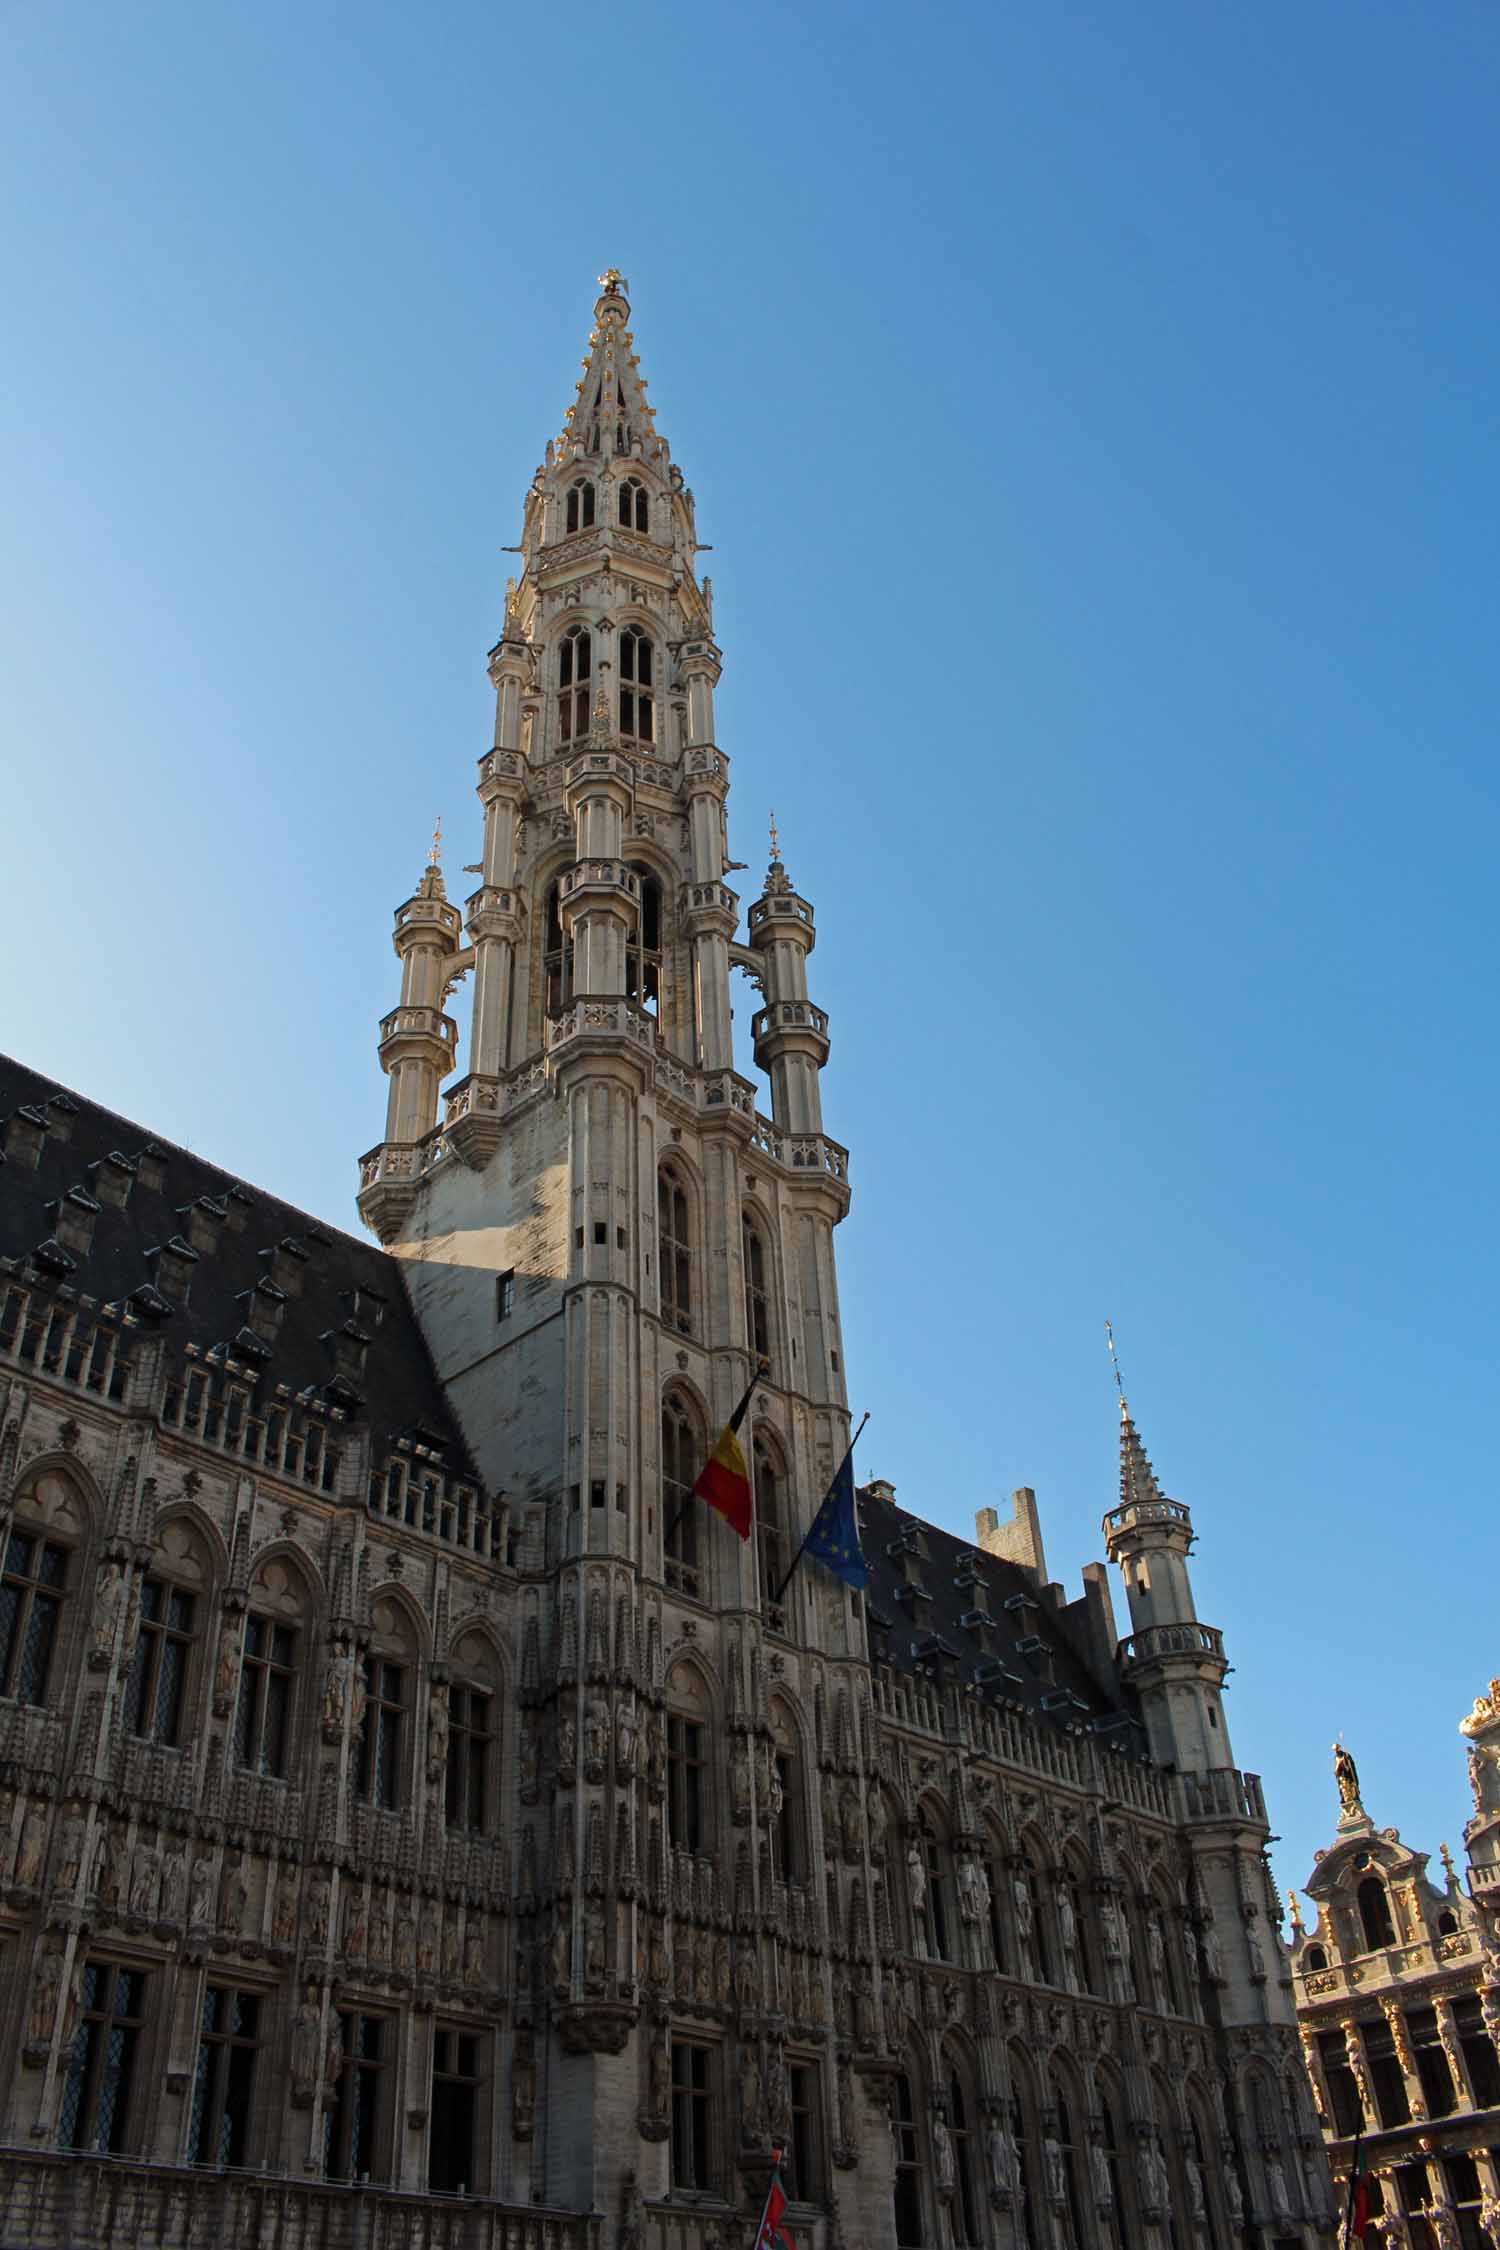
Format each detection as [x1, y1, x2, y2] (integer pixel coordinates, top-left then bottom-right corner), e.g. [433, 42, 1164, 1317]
[1441, 1841, 1457, 1884]
[1287, 1887, 1304, 1932]
[768, 807, 781, 863]
[598, 267, 625, 294]
[428, 816, 443, 870]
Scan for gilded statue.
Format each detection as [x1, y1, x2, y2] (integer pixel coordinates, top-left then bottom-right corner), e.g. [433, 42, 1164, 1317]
[1333, 1739, 1362, 1815]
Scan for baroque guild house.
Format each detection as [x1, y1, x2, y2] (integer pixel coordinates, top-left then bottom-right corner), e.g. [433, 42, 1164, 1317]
[0, 275, 1334, 2248]
[1290, 1702, 1500, 2247]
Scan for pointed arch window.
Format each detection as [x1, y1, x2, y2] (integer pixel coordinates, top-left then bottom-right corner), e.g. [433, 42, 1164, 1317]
[446, 1629, 500, 1835]
[743, 1212, 770, 1362]
[658, 1167, 692, 1334]
[949, 2073, 980, 2247]
[124, 1517, 211, 1748]
[618, 476, 649, 532]
[544, 882, 573, 1014]
[754, 1429, 789, 1619]
[1050, 2083, 1089, 2249]
[564, 479, 595, 535]
[626, 865, 662, 1014]
[0, 1525, 69, 1707]
[233, 1552, 307, 1780]
[662, 1390, 704, 1601]
[892, 2071, 925, 2248]
[618, 627, 654, 742]
[556, 625, 591, 744]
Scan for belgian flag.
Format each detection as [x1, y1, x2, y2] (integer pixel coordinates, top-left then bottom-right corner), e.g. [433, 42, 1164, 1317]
[691, 1370, 760, 1540]
[1345, 2130, 1370, 2242]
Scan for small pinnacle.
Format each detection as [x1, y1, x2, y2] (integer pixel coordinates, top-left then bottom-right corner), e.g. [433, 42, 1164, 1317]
[428, 816, 443, 870]
[768, 807, 781, 863]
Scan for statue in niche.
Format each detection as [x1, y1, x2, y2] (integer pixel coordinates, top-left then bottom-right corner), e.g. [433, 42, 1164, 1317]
[159, 1844, 186, 1922]
[906, 1842, 927, 1913]
[348, 1656, 367, 1740]
[988, 2117, 1016, 2193]
[1140, 2136, 1170, 2214]
[341, 1881, 367, 1958]
[644, 1712, 666, 1789]
[214, 1617, 242, 1712]
[273, 1865, 299, 1948]
[867, 1781, 888, 1854]
[322, 1645, 351, 1733]
[585, 1697, 609, 1773]
[92, 1561, 125, 1660]
[324, 2010, 343, 2090]
[616, 1697, 637, 1778]
[840, 1778, 861, 1859]
[1044, 2133, 1066, 2203]
[1200, 1914, 1225, 1983]
[957, 1856, 986, 1924]
[1266, 2153, 1291, 2219]
[1148, 1914, 1168, 1995]
[932, 2111, 955, 2193]
[585, 1899, 607, 1990]
[853, 1969, 876, 2049]
[28, 1943, 64, 2048]
[290, 1990, 321, 2097]
[307, 1873, 331, 1951]
[732, 1738, 752, 1821]
[96, 1824, 123, 1914]
[1186, 2155, 1207, 2219]
[742, 2046, 764, 2137]
[14, 1805, 45, 1891]
[464, 1919, 485, 1984]
[714, 1935, 732, 2009]
[443, 1914, 462, 1982]
[395, 1893, 417, 1977]
[555, 1706, 575, 1775]
[1090, 2135, 1113, 2208]
[218, 1851, 248, 1933]
[55, 1813, 86, 1896]
[417, 1911, 439, 1980]
[427, 1682, 449, 1783]
[129, 1835, 159, 1920]
[1011, 1868, 1034, 1943]
[550, 1905, 571, 1993]
[190, 1854, 216, 1929]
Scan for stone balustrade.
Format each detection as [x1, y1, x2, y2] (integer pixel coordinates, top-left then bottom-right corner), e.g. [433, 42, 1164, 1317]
[1117, 1623, 1226, 1668]
[0, 2151, 601, 2250]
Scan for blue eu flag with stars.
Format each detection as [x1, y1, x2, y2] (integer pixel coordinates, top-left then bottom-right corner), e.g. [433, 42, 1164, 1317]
[801, 1446, 868, 1592]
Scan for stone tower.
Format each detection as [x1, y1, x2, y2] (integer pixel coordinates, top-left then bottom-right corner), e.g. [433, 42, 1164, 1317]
[357, 271, 860, 2214]
[1105, 1398, 1330, 2231]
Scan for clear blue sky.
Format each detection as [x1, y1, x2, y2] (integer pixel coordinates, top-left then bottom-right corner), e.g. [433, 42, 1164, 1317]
[4, 1, 1496, 1910]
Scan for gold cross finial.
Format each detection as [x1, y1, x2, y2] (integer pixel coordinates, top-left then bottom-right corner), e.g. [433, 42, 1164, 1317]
[598, 267, 624, 293]
[428, 816, 443, 869]
[768, 807, 781, 862]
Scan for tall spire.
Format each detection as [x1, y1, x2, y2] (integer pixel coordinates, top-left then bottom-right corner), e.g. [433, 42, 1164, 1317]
[1118, 1396, 1169, 1514]
[552, 270, 668, 471]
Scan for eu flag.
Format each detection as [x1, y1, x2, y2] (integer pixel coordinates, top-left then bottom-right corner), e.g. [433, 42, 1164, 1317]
[802, 1446, 868, 1592]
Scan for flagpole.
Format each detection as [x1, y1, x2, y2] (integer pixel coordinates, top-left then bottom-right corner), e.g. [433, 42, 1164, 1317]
[662, 1361, 765, 1554]
[771, 1412, 870, 1607]
[1340, 2125, 1362, 2248]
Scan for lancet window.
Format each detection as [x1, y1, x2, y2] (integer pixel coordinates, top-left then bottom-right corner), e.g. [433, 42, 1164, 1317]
[662, 1390, 704, 1600]
[564, 479, 595, 534]
[618, 627, 654, 741]
[658, 1167, 692, 1334]
[743, 1212, 771, 1362]
[618, 475, 649, 532]
[556, 625, 592, 744]
[626, 867, 662, 1013]
[544, 882, 573, 1014]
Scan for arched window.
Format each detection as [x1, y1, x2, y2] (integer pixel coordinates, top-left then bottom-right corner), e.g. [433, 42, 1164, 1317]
[1096, 2079, 1132, 2250]
[556, 625, 591, 744]
[1304, 1942, 1328, 1972]
[1358, 1877, 1396, 1951]
[1050, 2081, 1089, 2249]
[124, 1515, 212, 1747]
[665, 1660, 712, 1851]
[617, 475, 649, 532]
[949, 2073, 980, 2247]
[544, 882, 573, 1014]
[891, 2071, 924, 2248]
[626, 866, 662, 1014]
[446, 1629, 500, 1835]
[1008, 2050, 1043, 2250]
[662, 1391, 704, 1601]
[917, 1814, 953, 1963]
[769, 1699, 806, 1881]
[0, 1465, 86, 1707]
[743, 1212, 770, 1362]
[356, 1593, 419, 1812]
[754, 1429, 789, 1619]
[233, 1551, 309, 1779]
[564, 479, 595, 534]
[618, 627, 654, 742]
[658, 1167, 692, 1334]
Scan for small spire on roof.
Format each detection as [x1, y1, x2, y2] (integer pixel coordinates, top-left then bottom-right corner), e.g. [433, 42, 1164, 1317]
[598, 267, 626, 295]
[769, 808, 781, 864]
[428, 817, 443, 870]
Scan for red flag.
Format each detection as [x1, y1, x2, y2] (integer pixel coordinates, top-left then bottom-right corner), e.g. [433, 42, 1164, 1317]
[1348, 2134, 1371, 2240]
[754, 2167, 796, 2250]
[692, 1372, 759, 1540]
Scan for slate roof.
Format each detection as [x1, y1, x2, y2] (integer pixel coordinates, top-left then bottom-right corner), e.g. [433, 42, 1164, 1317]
[857, 1482, 1142, 1737]
[0, 1055, 480, 1490]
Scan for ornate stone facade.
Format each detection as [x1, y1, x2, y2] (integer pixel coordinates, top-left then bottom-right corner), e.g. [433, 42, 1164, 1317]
[1291, 1713, 1500, 2245]
[0, 277, 1334, 2248]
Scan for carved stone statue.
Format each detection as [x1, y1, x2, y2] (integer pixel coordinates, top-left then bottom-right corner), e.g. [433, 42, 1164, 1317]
[988, 2118, 1016, 2193]
[585, 1697, 609, 1771]
[290, 1992, 321, 2095]
[1186, 2154, 1207, 2218]
[906, 1842, 927, 1913]
[214, 1616, 241, 1711]
[348, 1655, 367, 1740]
[550, 1906, 571, 1992]
[28, 1943, 64, 2047]
[513, 2028, 535, 2138]
[645, 1712, 665, 1788]
[341, 1880, 368, 1958]
[1266, 2153, 1291, 2219]
[742, 2046, 764, 2136]
[426, 1681, 449, 1782]
[616, 1698, 637, 1777]
[14, 1806, 45, 1891]
[1148, 1914, 1168, 1995]
[92, 1561, 125, 1659]
[1090, 2136, 1113, 2208]
[932, 2112, 956, 2192]
[1012, 1868, 1034, 1942]
[1225, 2158, 1245, 2224]
[1333, 1740, 1362, 1815]
[854, 1969, 876, 2049]
[867, 1781, 888, 1854]
[273, 1864, 298, 1948]
[96, 1824, 123, 1913]
[1201, 1914, 1225, 1983]
[840, 1778, 861, 1859]
[159, 1844, 186, 1922]
[585, 1898, 607, 1989]
[322, 1645, 351, 1733]
[649, 2029, 671, 2117]
[555, 1707, 574, 1776]
[1058, 1882, 1078, 1956]
[219, 1851, 248, 1933]
[395, 1893, 416, 1976]
[957, 1856, 986, 1924]
[417, 1909, 438, 1980]
[308, 1873, 330, 1951]
[731, 1737, 752, 1820]
[1044, 2133, 1066, 2203]
[1140, 2136, 1170, 2216]
[129, 1836, 159, 1920]
[464, 1920, 485, 1984]
[56, 1814, 86, 1895]
[189, 1853, 215, 1928]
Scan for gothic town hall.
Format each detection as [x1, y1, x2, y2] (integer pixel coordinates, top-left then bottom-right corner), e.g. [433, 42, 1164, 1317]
[0, 276, 1335, 2249]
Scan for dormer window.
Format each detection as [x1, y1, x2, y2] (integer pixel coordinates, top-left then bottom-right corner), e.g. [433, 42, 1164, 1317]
[618, 476, 649, 532]
[557, 626, 591, 744]
[565, 479, 595, 534]
[618, 628, 654, 742]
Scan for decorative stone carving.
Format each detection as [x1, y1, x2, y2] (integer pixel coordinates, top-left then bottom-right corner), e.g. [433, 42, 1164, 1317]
[218, 1851, 248, 1934]
[290, 1990, 321, 2102]
[426, 1681, 449, 1783]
